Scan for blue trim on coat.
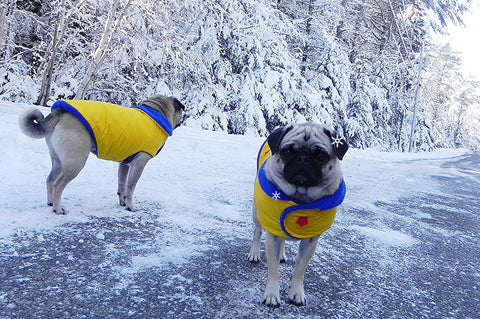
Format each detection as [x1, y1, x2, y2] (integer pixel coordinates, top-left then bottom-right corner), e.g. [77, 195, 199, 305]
[257, 162, 346, 239]
[51, 100, 98, 154]
[51, 102, 173, 156]
[132, 106, 173, 136]
[279, 180, 346, 239]
[257, 162, 346, 207]
[256, 139, 269, 170]
[257, 163, 290, 202]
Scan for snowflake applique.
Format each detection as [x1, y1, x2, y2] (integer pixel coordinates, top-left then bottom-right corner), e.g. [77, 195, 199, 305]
[331, 135, 343, 148]
[272, 191, 281, 200]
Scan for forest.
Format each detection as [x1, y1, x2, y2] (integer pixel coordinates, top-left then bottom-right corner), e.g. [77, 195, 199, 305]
[0, 0, 478, 150]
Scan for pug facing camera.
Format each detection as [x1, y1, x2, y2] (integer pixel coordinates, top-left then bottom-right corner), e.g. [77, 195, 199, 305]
[247, 123, 348, 307]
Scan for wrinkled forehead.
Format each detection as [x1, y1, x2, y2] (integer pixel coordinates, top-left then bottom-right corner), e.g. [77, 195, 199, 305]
[282, 124, 332, 149]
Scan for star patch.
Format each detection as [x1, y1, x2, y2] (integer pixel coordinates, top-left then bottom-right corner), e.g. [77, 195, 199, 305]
[296, 217, 308, 227]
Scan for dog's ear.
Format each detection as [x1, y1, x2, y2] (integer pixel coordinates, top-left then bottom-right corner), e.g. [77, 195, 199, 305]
[173, 98, 186, 111]
[268, 125, 293, 154]
[324, 128, 348, 160]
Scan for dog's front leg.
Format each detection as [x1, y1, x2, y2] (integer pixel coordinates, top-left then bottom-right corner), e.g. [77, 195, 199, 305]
[263, 233, 284, 307]
[117, 162, 129, 206]
[122, 152, 152, 211]
[287, 236, 320, 306]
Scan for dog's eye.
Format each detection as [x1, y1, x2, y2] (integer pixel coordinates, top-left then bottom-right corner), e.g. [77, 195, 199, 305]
[311, 147, 330, 163]
[280, 146, 294, 158]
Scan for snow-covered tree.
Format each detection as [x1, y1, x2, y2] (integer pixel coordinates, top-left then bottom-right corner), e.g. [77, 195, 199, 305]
[424, 41, 480, 148]
[0, 0, 477, 150]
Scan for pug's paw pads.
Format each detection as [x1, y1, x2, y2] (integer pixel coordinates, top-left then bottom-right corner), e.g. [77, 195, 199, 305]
[262, 295, 281, 308]
[247, 249, 261, 263]
[287, 291, 307, 306]
[126, 205, 137, 212]
[53, 206, 67, 215]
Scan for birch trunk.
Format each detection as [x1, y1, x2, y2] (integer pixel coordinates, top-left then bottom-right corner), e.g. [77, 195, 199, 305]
[0, 0, 9, 54]
[74, 0, 133, 100]
[36, 5, 67, 106]
[408, 41, 425, 152]
[36, 0, 88, 106]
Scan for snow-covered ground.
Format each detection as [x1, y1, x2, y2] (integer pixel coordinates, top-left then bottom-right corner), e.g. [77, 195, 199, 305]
[0, 101, 479, 318]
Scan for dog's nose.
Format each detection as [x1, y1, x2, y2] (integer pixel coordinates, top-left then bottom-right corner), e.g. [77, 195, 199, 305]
[297, 154, 310, 165]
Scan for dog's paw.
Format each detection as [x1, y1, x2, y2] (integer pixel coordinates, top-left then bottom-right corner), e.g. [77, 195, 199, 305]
[125, 205, 137, 212]
[53, 206, 67, 215]
[247, 249, 261, 263]
[262, 295, 281, 308]
[287, 291, 307, 306]
[263, 282, 281, 307]
[247, 254, 261, 263]
[118, 193, 127, 206]
[122, 195, 137, 211]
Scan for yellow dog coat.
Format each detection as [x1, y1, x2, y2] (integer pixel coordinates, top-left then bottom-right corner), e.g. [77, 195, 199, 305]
[255, 140, 346, 239]
[51, 100, 172, 162]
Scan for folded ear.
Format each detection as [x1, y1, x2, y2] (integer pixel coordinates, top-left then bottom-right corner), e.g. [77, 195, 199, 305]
[324, 128, 348, 160]
[173, 98, 186, 111]
[267, 125, 293, 154]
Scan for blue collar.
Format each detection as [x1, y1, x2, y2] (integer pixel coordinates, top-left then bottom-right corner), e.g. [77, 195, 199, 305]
[131, 105, 173, 136]
[257, 162, 346, 210]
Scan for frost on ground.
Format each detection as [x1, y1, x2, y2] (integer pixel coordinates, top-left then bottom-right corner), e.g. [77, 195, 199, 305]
[0, 102, 479, 318]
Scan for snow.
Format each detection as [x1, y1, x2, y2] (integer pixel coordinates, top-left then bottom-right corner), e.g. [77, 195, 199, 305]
[0, 100, 478, 317]
[351, 226, 419, 247]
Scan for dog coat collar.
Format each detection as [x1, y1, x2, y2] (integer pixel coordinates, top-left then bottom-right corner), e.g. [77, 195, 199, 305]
[257, 163, 346, 208]
[254, 140, 346, 239]
[131, 105, 172, 136]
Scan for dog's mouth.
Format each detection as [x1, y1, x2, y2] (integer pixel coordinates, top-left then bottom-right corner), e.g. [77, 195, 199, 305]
[284, 169, 321, 187]
[295, 185, 308, 195]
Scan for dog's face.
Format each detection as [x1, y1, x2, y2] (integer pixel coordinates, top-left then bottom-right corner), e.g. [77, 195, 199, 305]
[264, 123, 348, 203]
[141, 95, 185, 129]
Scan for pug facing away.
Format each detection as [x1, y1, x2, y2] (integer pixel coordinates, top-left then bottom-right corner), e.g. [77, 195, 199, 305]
[247, 123, 348, 307]
[19, 95, 184, 214]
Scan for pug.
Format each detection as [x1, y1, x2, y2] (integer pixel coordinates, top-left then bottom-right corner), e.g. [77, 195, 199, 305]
[247, 123, 348, 307]
[19, 95, 185, 214]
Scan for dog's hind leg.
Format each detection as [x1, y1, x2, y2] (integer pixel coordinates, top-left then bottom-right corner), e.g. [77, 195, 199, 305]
[49, 155, 89, 214]
[46, 124, 90, 214]
[121, 152, 152, 211]
[287, 236, 320, 306]
[247, 206, 262, 262]
[46, 139, 62, 207]
[248, 207, 286, 264]
[117, 162, 129, 206]
[279, 240, 287, 263]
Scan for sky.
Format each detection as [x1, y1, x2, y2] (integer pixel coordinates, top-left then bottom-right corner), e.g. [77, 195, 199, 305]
[448, 2, 480, 79]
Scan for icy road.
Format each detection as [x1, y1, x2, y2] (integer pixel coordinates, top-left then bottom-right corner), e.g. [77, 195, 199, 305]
[0, 102, 478, 318]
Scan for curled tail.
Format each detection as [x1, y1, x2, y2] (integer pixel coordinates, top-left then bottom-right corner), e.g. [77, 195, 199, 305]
[19, 109, 60, 139]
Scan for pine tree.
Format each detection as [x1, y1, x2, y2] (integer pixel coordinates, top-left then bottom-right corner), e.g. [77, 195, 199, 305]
[0, 0, 476, 149]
